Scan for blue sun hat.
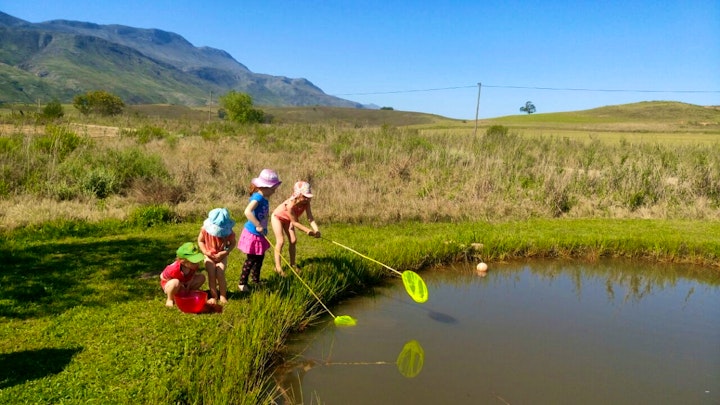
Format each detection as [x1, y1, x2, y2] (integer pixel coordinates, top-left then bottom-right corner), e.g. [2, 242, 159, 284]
[203, 208, 236, 237]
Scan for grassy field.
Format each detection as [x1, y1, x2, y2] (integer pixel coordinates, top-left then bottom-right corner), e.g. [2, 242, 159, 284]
[0, 100, 719, 403]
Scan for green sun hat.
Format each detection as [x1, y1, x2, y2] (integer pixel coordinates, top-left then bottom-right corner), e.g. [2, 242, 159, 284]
[176, 242, 205, 263]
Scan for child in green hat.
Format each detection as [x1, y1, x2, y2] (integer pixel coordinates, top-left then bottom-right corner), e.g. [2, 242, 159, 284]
[160, 242, 207, 307]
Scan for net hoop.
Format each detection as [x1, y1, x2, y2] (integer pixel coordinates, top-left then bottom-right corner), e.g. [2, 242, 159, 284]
[334, 315, 357, 326]
[396, 339, 425, 378]
[401, 270, 429, 303]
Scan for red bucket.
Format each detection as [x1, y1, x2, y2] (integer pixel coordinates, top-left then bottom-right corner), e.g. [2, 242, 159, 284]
[174, 290, 208, 313]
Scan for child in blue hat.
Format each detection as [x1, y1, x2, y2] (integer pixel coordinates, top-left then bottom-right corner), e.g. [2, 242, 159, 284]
[198, 208, 236, 304]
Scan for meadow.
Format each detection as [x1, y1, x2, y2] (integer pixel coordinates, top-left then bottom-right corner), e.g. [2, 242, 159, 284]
[0, 101, 719, 403]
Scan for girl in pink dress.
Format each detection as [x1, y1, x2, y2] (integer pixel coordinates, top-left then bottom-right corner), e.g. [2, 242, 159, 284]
[237, 169, 282, 292]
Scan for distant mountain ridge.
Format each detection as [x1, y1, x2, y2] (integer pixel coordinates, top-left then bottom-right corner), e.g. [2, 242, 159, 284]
[0, 11, 365, 108]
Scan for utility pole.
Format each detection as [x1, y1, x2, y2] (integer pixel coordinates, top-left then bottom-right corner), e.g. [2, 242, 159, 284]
[474, 82, 482, 136]
[208, 90, 213, 121]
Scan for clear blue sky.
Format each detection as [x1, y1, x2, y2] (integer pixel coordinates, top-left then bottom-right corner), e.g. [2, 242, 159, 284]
[2, 1, 719, 119]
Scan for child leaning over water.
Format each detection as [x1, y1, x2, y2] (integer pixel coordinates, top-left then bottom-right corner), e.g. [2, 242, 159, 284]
[237, 169, 282, 292]
[271, 181, 320, 274]
[198, 208, 236, 305]
[160, 242, 206, 308]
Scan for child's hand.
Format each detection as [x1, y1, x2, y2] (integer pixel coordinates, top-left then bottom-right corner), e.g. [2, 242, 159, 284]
[255, 225, 264, 233]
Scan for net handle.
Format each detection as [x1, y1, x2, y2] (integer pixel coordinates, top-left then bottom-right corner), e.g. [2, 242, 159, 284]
[263, 235, 336, 318]
[320, 236, 428, 303]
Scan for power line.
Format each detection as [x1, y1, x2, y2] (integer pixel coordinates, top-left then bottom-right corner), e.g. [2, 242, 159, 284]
[333, 84, 720, 96]
[333, 85, 475, 96]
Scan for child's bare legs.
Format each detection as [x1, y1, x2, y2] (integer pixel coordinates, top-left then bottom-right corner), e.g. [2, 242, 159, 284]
[216, 259, 228, 304]
[163, 279, 181, 307]
[205, 260, 218, 304]
[163, 274, 205, 307]
[288, 228, 298, 268]
[206, 258, 228, 304]
[271, 215, 287, 276]
[188, 273, 206, 291]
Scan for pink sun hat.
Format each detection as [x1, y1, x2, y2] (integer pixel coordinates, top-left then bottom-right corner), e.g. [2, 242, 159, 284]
[251, 169, 282, 188]
[292, 181, 313, 198]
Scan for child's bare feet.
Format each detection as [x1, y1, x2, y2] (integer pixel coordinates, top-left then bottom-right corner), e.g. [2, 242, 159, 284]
[219, 296, 228, 305]
[207, 297, 217, 305]
[165, 299, 174, 308]
[275, 267, 286, 277]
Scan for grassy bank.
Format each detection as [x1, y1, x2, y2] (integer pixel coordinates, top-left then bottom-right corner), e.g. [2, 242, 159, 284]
[1, 218, 719, 403]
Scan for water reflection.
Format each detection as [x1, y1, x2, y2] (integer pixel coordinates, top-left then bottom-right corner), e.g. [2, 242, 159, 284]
[275, 259, 720, 405]
[274, 335, 426, 403]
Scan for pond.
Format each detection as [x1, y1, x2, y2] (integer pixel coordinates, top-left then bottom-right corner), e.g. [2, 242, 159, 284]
[274, 259, 720, 404]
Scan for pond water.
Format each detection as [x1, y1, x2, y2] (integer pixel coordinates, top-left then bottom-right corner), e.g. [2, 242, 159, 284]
[273, 260, 720, 404]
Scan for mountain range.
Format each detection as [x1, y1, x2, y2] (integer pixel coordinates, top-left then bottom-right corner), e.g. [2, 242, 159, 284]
[0, 11, 366, 109]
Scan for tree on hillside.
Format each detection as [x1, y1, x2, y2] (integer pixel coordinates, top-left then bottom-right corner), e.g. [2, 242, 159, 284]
[520, 101, 536, 114]
[73, 90, 125, 116]
[219, 91, 265, 124]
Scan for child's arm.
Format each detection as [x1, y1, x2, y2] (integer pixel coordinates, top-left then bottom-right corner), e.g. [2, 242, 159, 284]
[244, 200, 264, 233]
[289, 201, 318, 236]
[197, 230, 213, 256]
[305, 203, 320, 237]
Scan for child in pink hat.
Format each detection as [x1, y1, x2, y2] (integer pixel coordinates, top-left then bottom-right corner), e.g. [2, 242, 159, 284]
[197, 208, 236, 304]
[237, 169, 282, 292]
[271, 181, 320, 274]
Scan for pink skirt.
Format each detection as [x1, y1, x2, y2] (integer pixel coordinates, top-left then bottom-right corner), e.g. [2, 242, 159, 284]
[238, 228, 269, 255]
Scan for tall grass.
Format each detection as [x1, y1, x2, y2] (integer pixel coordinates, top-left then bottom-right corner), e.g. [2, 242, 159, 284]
[1, 119, 719, 229]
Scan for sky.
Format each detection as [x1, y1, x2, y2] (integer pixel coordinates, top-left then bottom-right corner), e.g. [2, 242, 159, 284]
[2, 1, 719, 119]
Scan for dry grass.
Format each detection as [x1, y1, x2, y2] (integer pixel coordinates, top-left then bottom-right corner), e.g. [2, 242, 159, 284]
[1, 102, 719, 230]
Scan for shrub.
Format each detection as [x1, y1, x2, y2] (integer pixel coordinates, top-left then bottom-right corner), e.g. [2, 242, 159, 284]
[73, 90, 125, 116]
[81, 168, 120, 199]
[125, 125, 169, 144]
[32, 125, 85, 160]
[40, 99, 64, 121]
[128, 204, 178, 228]
[54, 147, 169, 200]
[485, 125, 509, 137]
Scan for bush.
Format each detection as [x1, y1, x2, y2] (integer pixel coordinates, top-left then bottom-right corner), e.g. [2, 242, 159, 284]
[485, 125, 509, 137]
[32, 125, 85, 160]
[124, 125, 169, 144]
[128, 204, 178, 228]
[36, 99, 65, 123]
[73, 90, 125, 116]
[54, 147, 170, 200]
